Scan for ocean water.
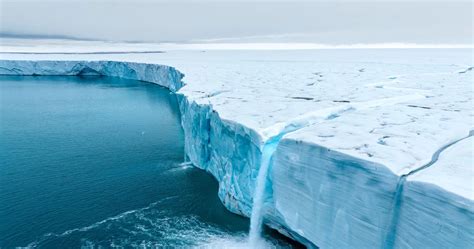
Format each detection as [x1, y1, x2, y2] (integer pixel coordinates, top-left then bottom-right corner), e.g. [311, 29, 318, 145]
[0, 76, 298, 248]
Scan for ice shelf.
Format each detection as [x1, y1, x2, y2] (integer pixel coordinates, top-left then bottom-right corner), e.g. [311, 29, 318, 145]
[0, 47, 472, 248]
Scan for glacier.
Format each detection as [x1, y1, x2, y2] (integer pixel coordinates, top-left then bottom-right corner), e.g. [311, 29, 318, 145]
[0, 47, 472, 248]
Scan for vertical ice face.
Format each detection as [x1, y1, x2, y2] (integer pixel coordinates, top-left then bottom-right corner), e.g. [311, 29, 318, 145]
[177, 95, 212, 168]
[272, 139, 398, 248]
[177, 95, 263, 217]
[1, 58, 472, 249]
[248, 95, 428, 245]
[0, 60, 185, 92]
[391, 134, 474, 249]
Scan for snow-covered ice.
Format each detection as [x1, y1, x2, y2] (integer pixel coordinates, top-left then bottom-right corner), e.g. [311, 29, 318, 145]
[394, 135, 473, 249]
[0, 42, 472, 248]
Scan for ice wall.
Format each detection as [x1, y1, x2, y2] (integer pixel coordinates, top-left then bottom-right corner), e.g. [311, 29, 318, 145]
[271, 132, 473, 249]
[1, 59, 472, 249]
[177, 93, 260, 216]
[0, 60, 184, 91]
[0, 59, 261, 222]
[392, 135, 474, 249]
[272, 140, 396, 248]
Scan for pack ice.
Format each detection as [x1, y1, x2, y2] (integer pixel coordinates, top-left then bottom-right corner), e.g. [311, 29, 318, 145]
[1, 47, 472, 248]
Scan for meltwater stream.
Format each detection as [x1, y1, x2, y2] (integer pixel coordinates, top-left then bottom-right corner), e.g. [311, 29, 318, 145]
[248, 136, 283, 245]
[0, 76, 300, 248]
[246, 94, 429, 246]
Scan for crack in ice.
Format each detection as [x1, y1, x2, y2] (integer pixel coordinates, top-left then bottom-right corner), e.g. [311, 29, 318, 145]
[383, 130, 474, 249]
[249, 93, 427, 246]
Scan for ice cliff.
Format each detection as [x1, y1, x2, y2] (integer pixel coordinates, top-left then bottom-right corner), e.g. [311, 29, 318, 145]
[0, 60, 184, 91]
[1, 56, 472, 249]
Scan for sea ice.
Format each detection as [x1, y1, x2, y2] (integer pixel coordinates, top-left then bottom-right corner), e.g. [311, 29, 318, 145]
[1, 43, 472, 248]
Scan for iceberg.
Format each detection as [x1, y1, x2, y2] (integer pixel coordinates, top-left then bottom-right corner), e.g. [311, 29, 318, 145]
[0, 47, 472, 249]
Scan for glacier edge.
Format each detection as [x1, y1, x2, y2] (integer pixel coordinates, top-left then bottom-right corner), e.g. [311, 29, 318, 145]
[1, 59, 472, 249]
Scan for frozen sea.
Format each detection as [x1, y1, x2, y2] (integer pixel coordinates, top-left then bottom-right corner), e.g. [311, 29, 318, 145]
[0, 40, 472, 248]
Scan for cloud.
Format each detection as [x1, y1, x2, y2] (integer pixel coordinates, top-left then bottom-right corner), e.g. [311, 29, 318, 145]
[1, 1, 472, 44]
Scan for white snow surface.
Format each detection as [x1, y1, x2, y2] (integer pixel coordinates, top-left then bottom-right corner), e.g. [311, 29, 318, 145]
[1, 41, 473, 248]
[390, 136, 474, 249]
[2, 38, 471, 53]
[410, 136, 473, 200]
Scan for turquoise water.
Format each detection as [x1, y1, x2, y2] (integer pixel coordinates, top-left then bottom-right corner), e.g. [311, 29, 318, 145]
[0, 76, 297, 248]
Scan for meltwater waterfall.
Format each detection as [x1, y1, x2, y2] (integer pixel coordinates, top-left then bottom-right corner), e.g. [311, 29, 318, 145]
[245, 96, 423, 246]
[248, 136, 283, 245]
[246, 107, 355, 246]
[246, 108, 353, 246]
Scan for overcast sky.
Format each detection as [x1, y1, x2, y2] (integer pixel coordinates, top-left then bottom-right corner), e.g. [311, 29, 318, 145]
[0, 0, 472, 44]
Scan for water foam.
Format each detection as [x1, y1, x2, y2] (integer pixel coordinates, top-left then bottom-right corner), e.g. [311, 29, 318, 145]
[198, 236, 278, 249]
[23, 195, 285, 248]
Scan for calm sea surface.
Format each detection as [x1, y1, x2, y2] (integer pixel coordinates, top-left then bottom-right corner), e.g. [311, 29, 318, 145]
[0, 76, 298, 248]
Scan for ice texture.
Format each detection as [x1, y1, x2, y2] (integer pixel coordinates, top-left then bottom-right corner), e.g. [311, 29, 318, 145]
[0, 47, 472, 248]
[0, 60, 184, 91]
[394, 136, 474, 249]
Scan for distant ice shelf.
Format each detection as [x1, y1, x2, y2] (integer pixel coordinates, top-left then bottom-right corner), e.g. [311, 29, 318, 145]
[0, 47, 472, 249]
